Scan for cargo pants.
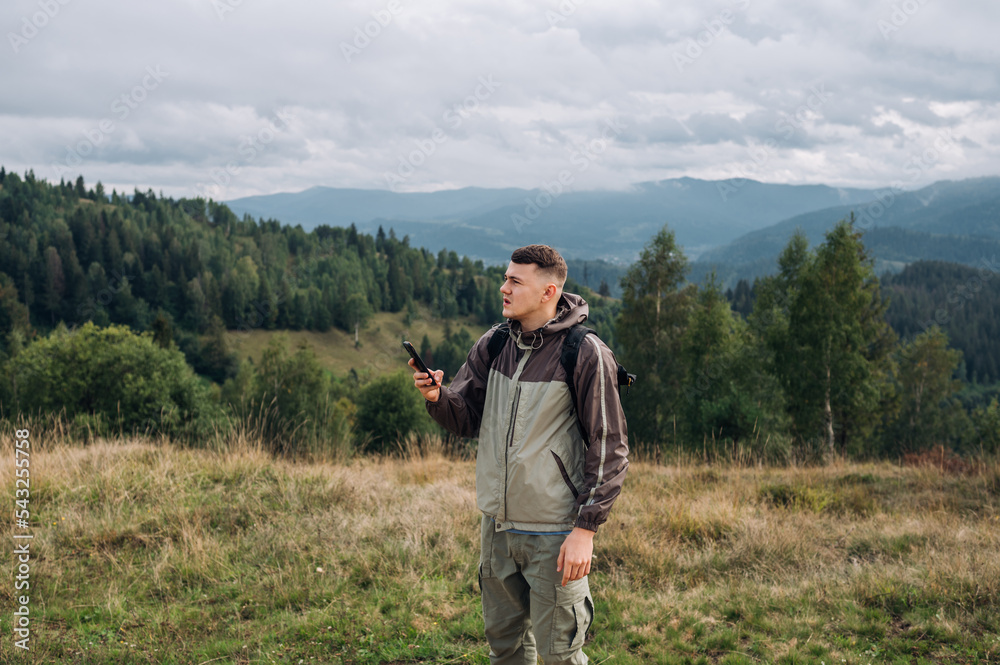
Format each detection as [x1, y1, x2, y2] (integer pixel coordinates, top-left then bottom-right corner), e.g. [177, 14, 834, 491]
[478, 516, 594, 665]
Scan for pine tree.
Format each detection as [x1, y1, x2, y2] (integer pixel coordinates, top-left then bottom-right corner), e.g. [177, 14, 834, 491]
[420, 334, 433, 368]
[152, 311, 174, 349]
[42, 246, 66, 325]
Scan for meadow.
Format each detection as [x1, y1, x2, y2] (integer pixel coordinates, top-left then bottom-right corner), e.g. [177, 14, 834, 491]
[221, 307, 485, 378]
[2, 425, 999, 665]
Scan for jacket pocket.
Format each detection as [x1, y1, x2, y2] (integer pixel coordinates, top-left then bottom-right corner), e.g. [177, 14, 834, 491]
[550, 450, 579, 497]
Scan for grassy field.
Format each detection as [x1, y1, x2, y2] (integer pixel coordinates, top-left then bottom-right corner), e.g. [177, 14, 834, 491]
[222, 305, 486, 377]
[2, 434, 999, 664]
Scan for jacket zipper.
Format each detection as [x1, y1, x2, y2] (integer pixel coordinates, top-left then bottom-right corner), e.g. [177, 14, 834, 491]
[500, 348, 531, 526]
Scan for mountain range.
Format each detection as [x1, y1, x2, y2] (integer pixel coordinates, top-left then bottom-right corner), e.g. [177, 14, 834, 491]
[226, 178, 879, 263]
[226, 176, 1000, 290]
[691, 176, 1000, 287]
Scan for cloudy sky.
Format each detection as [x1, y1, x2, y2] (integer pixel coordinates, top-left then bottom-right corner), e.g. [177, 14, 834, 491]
[2, 0, 997, 200]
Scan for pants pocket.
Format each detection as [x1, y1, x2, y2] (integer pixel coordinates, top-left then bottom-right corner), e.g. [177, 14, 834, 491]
[549, 582, 593, 655]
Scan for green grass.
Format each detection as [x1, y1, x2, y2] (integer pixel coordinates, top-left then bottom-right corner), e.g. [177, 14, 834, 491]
[222, 305, 485, 377]
[2, 437, 999, 664]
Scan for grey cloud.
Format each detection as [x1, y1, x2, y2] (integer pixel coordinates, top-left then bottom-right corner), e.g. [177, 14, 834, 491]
[0, 0, 996, 198]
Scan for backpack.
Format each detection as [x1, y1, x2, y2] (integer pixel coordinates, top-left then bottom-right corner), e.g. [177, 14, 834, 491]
[485, 323, 636, 408]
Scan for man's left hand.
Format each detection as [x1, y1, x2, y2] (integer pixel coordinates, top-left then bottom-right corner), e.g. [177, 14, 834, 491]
[557, 527, 595, 586]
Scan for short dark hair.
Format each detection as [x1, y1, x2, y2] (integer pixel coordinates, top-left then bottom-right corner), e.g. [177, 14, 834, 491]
[510, 244, 567, 288]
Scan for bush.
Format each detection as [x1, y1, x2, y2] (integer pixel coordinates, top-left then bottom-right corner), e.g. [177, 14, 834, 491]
[175, 316, 240, 384]
[5, 322, 218, 440]
[972, 398, 1000, 455]
[224, 334, 355, 459]
[355, 370, 435, 453]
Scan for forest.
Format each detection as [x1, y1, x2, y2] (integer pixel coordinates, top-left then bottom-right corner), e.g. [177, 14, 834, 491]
[0, 167, 997, 461]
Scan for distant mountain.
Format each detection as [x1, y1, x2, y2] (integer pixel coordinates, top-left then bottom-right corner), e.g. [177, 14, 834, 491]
[227, 186, 531, 229]
[689, 226, 1000, 288]
[697, 177, 1000, 262]
[226, 178, 879, 265]
[691, 177, 1000, 287]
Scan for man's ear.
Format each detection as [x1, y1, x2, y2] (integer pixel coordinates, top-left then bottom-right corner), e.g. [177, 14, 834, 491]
[541, 283, 558, 302]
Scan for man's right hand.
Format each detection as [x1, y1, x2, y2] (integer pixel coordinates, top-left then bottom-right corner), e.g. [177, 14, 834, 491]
[408, 358, 445, 402]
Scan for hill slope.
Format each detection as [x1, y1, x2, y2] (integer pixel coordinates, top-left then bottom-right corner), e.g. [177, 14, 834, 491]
[691, 177, 1000, 286]
[698, 177, 1000, 265]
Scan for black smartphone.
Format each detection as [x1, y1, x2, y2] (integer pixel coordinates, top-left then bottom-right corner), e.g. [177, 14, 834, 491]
[402, 340, 437, 387]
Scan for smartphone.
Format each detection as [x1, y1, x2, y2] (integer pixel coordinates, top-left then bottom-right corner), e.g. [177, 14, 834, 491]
[402, 341, 437, 387]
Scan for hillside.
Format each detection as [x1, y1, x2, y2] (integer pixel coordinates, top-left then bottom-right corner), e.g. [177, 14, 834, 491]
[690, 226, 1000, 288]
[882, 261, 1000, 384]
[222, 306, 486, 378]
[693, 177, 1000, 285]
[0, 169, 509, 344]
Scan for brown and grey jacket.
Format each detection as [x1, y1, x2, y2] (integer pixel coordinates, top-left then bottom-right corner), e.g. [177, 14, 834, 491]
[426, 292, 629, 534]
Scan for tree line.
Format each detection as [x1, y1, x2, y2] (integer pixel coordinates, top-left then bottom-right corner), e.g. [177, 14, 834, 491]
[724, 259, 1000, 386]
[0, 168, 507, 339]
[619, 217, 999, 461]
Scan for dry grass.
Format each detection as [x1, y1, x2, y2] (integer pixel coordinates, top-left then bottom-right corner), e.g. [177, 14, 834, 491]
[1, 434, 998, 663]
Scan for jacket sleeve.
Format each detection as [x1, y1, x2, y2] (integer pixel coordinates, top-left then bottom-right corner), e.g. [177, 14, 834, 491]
[571, 334, 630, 532]
[424, 329, 494, 438]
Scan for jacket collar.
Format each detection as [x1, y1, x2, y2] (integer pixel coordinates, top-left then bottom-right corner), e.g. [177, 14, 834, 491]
[508, 292, 589, 349]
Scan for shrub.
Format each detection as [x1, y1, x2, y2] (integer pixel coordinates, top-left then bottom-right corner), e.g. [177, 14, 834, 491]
[971, 398, 1000, 455]
[6, 321, 218, 440]
[355, 370, 435, 453]
[224, 334, 355, 459]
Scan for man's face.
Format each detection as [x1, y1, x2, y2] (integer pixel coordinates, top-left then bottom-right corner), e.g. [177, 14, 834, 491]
[500, 261, 554, 323]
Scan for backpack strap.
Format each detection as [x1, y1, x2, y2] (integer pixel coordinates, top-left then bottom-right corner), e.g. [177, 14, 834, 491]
[560, 324, 593, 410]
[486, 322, 510, 369]
[561, 324, 637, 407]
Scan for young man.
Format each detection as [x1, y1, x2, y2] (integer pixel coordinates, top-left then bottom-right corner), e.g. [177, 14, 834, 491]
[409, 244, 629, 665]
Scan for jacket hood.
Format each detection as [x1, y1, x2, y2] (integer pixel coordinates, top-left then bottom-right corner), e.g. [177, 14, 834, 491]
[509, 291, 589, 349]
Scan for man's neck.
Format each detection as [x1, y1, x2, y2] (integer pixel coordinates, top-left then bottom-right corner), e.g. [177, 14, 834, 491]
[515, 304, 559, 334]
